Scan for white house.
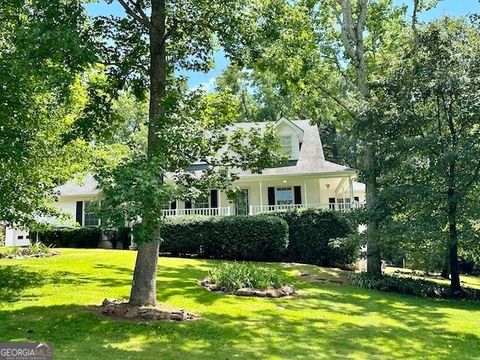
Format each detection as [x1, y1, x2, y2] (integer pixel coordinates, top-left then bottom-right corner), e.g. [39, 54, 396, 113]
[4, 119, 365, 246]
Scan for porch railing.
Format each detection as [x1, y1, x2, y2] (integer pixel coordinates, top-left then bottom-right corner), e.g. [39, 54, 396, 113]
[250, 202, 364, 215]
[161, 207, 231, 217]
[161, 203, 364, 217]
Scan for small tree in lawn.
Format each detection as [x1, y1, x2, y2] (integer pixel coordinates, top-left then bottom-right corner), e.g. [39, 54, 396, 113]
[91, 0, 284, 307]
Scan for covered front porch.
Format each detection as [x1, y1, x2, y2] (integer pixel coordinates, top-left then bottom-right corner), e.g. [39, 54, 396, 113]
[161, 174, 365, 217]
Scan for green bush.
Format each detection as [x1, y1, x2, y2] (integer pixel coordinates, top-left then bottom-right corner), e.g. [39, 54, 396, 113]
[268, 209, 356, 267]
[106, 227, 131, 250]
[350, 272, 480, 301]
[33, 228, 102, 248]
[0, 242, 57, 258]
[208, 262, 289, 291]
[160, 215, 289, 261]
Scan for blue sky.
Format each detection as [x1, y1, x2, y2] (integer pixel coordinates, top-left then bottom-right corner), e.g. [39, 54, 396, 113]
[86, 0, 480, 89]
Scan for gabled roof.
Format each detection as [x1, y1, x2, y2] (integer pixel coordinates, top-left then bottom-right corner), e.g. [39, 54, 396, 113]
[275, 117, 304, 142]
[226, 120, 355, 177]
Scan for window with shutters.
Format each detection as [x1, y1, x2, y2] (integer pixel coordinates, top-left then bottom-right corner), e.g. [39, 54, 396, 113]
[276, 187, 293, 205]
[84, 201, 100, 227]
[160, 203, 171, 210]
[160, 201, 176, 210]
[194, 194, 209, 208]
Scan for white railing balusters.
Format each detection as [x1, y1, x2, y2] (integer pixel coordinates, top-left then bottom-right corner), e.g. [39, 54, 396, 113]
[161, 202, 366, 217]
[162, 207, 231, 217]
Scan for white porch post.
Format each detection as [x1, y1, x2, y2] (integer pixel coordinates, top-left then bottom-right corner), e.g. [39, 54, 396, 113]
[304, 181, 308, 208]
[259, 180, 263, 212]
[349, 176, 355, 209]
[318, 179, 322, 207]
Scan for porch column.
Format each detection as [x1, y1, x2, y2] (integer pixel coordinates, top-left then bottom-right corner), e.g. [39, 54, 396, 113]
[304, 181, 308, 208]
[349, 176, 355, 208]
[318, 179, 322, 207]
[259, 180, 263, 211]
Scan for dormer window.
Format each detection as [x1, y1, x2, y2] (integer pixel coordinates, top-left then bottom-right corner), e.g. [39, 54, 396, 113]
[280, 136, 293, 156]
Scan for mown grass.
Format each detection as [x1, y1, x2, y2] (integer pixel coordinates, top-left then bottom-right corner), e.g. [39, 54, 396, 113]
[0, 249, 479, 359]
[385, 266, 480, 290]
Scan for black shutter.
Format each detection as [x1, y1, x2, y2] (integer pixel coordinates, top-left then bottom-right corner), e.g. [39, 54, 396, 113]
[76, 201, 83, 226]
[185, 200, 192, 209]
[294, 186, 302, 205]
[268, 187, 275, 206]
[170, 200, 177, 209]
[210, 189, 218, 208]
[329, 197, 336, 210]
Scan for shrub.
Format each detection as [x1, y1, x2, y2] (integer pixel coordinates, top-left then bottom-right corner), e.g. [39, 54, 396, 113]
[268, 209, 356, 267]
[328, 237, 360, 269]
[207, 262, 289, 291]
[160, 215, 289, 261]
[33, 228, 102, 248]
[0, 242, 57, 258]
[106, 227, 131, 250]
[350, 272, 480, 301]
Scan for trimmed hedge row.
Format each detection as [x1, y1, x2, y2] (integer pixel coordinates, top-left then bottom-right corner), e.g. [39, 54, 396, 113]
[160, 215, 289, 261]
[33, 228, 102, 248]
[31, 209, 357, 268]
[159, 209, 357, 268]
[268, 209, 357, 268]
[32, 227, 131, 249]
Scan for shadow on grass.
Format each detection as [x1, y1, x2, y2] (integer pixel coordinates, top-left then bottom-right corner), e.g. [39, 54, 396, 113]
[0, 266, 50, 303]
[0, 301, 478, 360]
[1, 258, 480, 359]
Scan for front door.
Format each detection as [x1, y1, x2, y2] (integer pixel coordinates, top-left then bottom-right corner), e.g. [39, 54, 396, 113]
[235, 189, 249, 215]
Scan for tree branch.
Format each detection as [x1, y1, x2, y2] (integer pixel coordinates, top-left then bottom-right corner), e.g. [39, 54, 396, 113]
[316, 83, 357, 120]
[117, 0, 152, 30]
[340, 0, 357, 62]
[126, 0, 151, 27]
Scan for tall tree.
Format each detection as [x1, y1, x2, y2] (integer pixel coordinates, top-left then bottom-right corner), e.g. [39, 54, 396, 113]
[380, 17, 480, 291]
[240, 0, 409, 274]
[92, 0, 284, 306]
[0, 0, 96, 226]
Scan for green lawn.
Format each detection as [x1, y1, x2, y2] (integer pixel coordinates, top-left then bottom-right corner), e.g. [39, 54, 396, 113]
[1, 249, 480, 359]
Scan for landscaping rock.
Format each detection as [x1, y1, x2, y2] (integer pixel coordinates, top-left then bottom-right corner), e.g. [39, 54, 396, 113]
[199, 278, 210, 286]
[207, 283, 222, 291]
[299, 270, 311, 276]
[280, 285, 296, 296]
[252, 290, 267, 297]
[265, 289, 283, 298]
[124, 308, 139, 319]
[199, 280, 296, 298]
[235, 288, 255, 297]
[100, 299, 196, 322]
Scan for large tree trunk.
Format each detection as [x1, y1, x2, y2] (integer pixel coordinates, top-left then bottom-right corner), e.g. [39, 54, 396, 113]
[128, 0, 167, 307]
[447, 162, 461, 292]
[365, 149, 381, 274]
[129, 240, 160, 306]
[440, 242, 450, 279]
[353, 0, 382, 275]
